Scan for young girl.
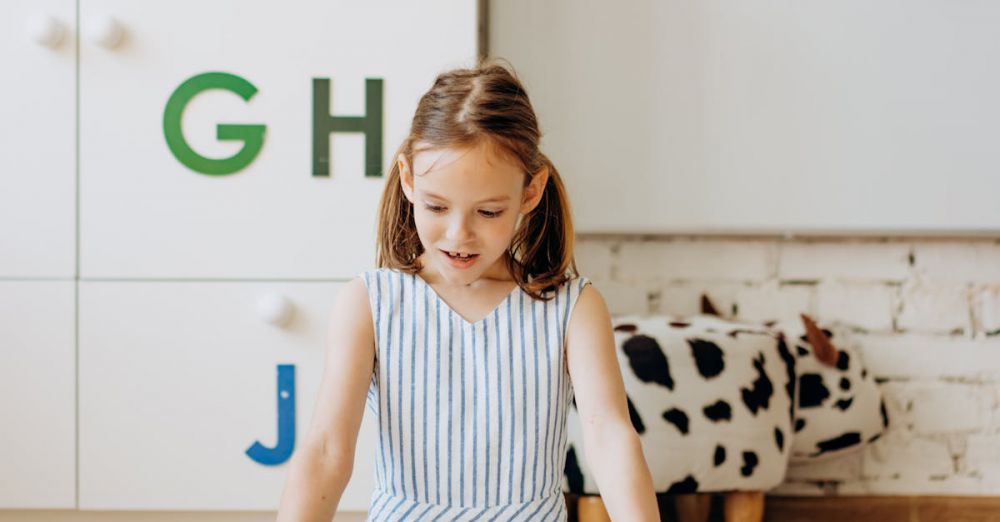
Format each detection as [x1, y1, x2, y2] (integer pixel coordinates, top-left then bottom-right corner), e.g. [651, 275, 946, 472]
[277, 60, 658, 521]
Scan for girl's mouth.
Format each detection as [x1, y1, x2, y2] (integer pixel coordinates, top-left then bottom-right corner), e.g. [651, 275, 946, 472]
[440, 249, 479, 268]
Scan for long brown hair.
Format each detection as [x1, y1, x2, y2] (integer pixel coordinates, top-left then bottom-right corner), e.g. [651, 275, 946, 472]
[375, 58, 578, 300]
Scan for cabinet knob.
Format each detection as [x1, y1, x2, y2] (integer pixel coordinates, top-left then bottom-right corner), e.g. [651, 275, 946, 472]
[257, 293, 295, 328]
[85, 16, 125, 49]
[25, 15, 66, 48]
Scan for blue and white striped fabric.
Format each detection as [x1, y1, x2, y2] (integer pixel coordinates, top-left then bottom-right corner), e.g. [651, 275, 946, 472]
[357, 267, 591, 521]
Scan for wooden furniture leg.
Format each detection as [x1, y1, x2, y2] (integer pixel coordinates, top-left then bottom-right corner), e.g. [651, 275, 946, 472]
[674, 493, 712, 522]
[577, 495, 612, 522]
[724, 491, 764, 522]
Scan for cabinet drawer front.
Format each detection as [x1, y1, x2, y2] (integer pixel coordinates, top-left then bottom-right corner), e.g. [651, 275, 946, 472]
[79, 280, 377, 510]
[0, 281, 75, 508]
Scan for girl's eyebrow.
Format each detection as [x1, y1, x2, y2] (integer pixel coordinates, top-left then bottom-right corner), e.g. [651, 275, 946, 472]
[422, 191, 510, 204]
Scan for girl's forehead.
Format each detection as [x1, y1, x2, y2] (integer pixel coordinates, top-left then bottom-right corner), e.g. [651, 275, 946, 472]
[412, 142, 523, 192]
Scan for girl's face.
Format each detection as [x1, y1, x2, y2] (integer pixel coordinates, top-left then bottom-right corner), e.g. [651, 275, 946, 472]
[398, 140, 548, 285]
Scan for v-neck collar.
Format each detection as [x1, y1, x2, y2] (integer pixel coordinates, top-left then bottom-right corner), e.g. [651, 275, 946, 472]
[411, 271, 522, 327]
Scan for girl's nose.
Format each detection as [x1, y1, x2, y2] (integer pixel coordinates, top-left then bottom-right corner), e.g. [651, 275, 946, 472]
[446, 214, 474, 241]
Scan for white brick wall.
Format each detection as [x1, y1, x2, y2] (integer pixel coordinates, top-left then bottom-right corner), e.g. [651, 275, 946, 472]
[896, 280, 973, 335]
[576, 235, 1000, 496]
[973, 284, 1000, 335]
[778, 241, 910, 282]
[616, 239, 775, 282]
[815, 281, 896, 332]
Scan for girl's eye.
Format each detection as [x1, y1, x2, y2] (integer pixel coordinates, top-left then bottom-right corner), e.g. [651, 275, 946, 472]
[423, 204, 503, 218]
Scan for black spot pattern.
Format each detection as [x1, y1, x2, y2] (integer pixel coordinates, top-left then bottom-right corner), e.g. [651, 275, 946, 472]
[836, 350, 850, 371]
[666, 475, 699, 494]
[774, 427, 785, 452]
[812, 432, 862, 456]
[727, 328, 773, 338]
[688, 338, 725, 378]
[714, 445, 727, 467]
[663, 408, 690, 435]
[740, 451, 759, 477]
[880, 399, 890, 428]
[669, 321, 691, 328]
[626, 395, 646, 434]
[776, 336, 797, 422]
[703, 400, 732, 422]
[740, 352, 774, 415]
[614, 324, 637, 333]
[840, 377, 851, 391]
[796, 345, 810, 357]
[622, 335, 674, 390]
[794, 418, 806, 432]
[564, 445, 585, 493]
[834, 397, 854, 411]
[798, 374, 830, 408]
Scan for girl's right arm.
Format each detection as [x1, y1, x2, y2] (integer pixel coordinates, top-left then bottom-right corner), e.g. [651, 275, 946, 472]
[276, 276, 376, 521]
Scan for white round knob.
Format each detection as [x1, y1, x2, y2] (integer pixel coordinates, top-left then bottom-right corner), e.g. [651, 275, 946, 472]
[86, 16, 125, 49]
[257, 293, 295, 328]
[25, 15, 66, 48]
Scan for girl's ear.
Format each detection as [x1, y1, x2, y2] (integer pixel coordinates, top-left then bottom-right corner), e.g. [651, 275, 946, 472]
[520, 165, 549, 214]
[398, 154, 415, 203]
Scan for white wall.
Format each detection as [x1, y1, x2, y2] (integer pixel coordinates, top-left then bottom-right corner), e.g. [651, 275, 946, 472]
[491, 0, 1000, 235]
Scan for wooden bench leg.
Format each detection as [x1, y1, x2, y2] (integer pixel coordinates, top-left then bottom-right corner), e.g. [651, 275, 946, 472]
[577, 495, 612, 522]
[724, 491, 764, 522]
[675, 493, 712, 522]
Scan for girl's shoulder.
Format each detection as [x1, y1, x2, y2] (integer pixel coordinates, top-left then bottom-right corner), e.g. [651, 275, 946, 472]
[355, 267, 382, 277]
[354, 266, 400, 281]
[551, 273, 592, 293]
[353, 267, 401, 293]
[542, 275, 593, 301]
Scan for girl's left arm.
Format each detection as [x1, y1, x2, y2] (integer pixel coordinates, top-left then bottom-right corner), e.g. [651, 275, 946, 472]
[566, 284, 660, 521]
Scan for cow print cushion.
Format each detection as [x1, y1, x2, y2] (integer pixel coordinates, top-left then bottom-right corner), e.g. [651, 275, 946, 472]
[563, 314, 796, 494]
[775, 320, 889, 462]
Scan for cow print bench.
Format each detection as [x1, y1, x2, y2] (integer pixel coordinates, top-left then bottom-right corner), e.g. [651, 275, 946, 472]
[562, 300, 888, 522]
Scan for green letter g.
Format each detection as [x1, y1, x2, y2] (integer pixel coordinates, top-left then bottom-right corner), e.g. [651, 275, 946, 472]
[163, 72, 266, 176]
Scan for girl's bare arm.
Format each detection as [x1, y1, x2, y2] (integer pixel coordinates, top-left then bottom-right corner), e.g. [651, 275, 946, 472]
[276, 277, 376, 521]
[566, 284, 660, 521]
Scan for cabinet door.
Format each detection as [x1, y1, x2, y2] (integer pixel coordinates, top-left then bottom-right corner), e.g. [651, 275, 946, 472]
[79, 281, 378, 510]
[78, 0, 478, 279]
[0, 0, 76, 278]
[0, 281, 76, 508]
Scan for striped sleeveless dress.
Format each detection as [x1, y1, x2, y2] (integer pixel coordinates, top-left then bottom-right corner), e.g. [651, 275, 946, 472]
[357, 267, 592, 521]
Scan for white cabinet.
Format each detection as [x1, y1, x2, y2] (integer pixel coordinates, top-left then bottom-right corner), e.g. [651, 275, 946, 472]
[1, 0, 477, 512]
[0, 0, 77, 278]
[78, 0, 478, 279]
[0, 282, 76, 508]
[78, 281, 378, 510]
